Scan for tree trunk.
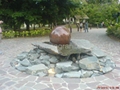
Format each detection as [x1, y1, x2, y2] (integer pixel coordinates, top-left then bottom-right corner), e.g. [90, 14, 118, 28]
[25, 21, 30, 30]
[54, 20, 57, 27]
[33, 24, 35, 30]
[13, 25, 20, 31]
[42, 24, 45, 27]
[50, 23, 53, 29]
[26, 24, 30, 30]
[39, 24, 41, 28]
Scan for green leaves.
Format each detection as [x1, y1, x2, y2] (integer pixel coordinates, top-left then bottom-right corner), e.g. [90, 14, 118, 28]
[106, 23, 120, 39]
[79, 2, 120, 27]
[2, 30, 15, 38]
[12, 12, 24, 18]
[0, 0, 79, 30]
[2, 29, 51, 38]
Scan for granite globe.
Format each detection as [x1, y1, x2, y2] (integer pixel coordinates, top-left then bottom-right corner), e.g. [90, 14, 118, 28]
[49, 26, 71, 45]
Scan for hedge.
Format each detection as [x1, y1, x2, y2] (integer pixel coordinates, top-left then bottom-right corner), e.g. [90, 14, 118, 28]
[106, 23, 120, 39]
[2, 29, 51, 38]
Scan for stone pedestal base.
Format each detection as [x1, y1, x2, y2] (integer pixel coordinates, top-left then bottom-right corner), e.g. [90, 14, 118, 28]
[10, 39, 116, 78]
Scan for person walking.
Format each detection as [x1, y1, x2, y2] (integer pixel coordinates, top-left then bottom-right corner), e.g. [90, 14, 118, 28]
[0, 20, 3, 42]
[79, 22, 83, 32]
[84, 21, 89, 32]
[101, 21, 104, 28]
[0, 20, 3, 54]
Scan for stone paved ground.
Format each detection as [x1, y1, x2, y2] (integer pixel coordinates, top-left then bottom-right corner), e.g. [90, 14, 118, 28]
[0, 28, 120, 90]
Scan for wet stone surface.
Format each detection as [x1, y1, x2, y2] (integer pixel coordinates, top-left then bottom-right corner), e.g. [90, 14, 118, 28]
[10, 39, 116, 78]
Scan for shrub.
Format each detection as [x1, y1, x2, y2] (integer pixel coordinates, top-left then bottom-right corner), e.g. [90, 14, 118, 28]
[106, 23, 120, 39]
[2, 30, 15, 38]
[2, 29, 51, 38]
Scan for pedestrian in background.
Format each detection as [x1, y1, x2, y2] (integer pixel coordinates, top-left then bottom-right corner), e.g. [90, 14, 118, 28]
[79, 22, 83, 32]
[0, 20, 3, 54]
[101, 21, 104, 28]
[0, 20, 3, 42]
[84, 21, 89, 32]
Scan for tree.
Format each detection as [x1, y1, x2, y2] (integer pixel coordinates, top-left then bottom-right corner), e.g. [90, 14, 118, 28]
[79, 0, 120, 27]
[0, 0, 78, 30]
[0, 0, 40, 30]
[86, 0, 115, 4]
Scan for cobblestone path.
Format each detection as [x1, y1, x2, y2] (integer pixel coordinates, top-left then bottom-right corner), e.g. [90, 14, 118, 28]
[0, 28, 120, 90]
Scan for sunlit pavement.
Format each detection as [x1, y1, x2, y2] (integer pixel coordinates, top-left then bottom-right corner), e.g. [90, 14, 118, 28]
[0, 28, 120, 90]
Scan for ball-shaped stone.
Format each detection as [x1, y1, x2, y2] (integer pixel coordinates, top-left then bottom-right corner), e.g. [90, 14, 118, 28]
[49, 26, 71, 45]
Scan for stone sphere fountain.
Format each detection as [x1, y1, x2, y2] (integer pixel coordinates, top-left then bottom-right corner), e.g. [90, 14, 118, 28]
[50, 26, 71, 45]
[10, 26, 116, 78]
